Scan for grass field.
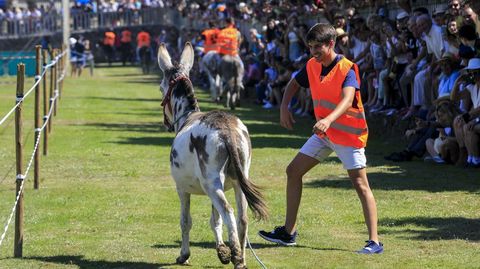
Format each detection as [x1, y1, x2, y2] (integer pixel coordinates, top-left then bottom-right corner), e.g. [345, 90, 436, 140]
[0, 65, 479, 269]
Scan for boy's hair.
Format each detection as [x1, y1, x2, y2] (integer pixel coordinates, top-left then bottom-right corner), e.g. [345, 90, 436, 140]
[306, 23, 337, 45]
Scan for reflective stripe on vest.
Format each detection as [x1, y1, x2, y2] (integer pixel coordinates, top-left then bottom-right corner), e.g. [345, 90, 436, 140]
[313, 99, 366, 120]
[307, 56, 368, 148]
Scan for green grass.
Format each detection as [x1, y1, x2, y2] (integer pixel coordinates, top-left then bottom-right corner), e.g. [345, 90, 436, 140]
[0, 66, 479, 269]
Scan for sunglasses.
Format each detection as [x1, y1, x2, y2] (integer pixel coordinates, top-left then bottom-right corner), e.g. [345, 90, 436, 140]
[449, 3, 460, 8]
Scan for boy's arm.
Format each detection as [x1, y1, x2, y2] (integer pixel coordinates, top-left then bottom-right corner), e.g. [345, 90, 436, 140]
[313, 86, 355, 134]
[280, 78, 301, 130]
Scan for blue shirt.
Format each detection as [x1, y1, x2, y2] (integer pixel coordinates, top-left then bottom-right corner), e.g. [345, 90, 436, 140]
[438, 70, 460, 98]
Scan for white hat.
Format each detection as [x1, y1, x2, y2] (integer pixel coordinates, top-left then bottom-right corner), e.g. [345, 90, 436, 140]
[465, 58, 480, 70]
[69, 37, 77, 45]
[396, 11, 409, 20]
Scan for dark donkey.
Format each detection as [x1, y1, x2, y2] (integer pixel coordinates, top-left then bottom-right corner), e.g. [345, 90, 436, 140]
[157, 42, 268, 269]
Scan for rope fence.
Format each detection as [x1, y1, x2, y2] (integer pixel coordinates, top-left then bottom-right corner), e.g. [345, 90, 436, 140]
[0, 45, 67, 258]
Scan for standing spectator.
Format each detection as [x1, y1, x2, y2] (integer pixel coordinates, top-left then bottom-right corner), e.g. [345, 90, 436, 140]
[120, 27, 133, 65]
[103, 29, 116, 65]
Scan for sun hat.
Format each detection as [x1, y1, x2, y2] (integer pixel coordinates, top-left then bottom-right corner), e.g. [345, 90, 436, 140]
[464, 58, 480, 70]
[335, 28, 348, 37]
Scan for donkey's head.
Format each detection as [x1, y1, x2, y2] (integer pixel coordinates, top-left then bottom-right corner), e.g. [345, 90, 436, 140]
[157, 42, 198, 132]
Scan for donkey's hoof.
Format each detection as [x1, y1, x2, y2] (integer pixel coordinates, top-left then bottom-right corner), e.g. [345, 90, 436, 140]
[234, 264, 247, 269]
[216, 244, 231, 264]
[176, 256, 190, 265]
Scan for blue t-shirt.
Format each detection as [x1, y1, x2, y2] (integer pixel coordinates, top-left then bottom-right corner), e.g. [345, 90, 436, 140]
[294, 55, 359, 90]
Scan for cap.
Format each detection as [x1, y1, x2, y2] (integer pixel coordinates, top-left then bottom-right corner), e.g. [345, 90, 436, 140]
[396, 11, 409, 20]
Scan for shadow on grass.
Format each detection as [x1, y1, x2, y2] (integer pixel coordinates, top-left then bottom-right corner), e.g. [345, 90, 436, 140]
[25, 255, 174, 269]
[304, 169, 480, 193]
[380, 217, 480, 241]
[84, 122, 164, 134]
[153, 240, 350, 252]
[82, 96, 161, 102]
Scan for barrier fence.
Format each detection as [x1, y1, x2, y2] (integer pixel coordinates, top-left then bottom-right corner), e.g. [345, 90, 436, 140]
[0, 45, 67, 258]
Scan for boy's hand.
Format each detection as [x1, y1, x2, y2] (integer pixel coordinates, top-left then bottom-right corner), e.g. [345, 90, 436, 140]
[313, 118, 331, 135]
[280, 106, 295, 130]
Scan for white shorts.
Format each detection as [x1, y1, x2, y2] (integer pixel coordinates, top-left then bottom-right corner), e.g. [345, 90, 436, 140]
[299, 135, 367, 170]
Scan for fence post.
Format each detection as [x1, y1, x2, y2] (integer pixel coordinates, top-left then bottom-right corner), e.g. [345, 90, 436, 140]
[48, 50, 55, 133]
[59, 46, 64, 99]
[53, 49, 58, 116]
[14, 63, 25, 258]
[34, 45, 41, 189]
[42, 50, 49, 156]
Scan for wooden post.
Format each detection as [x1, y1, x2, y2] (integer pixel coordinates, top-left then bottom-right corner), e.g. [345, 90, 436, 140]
[48, 50, 54, 133]
[34, 45, 41, 189]
[14, 64, 25, 258]
[53, 49, 58, 116]
[59, 46, 64, 100]
[42, 49, 49, 156]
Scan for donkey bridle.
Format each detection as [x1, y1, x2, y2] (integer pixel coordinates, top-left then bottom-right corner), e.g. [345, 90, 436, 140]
[161, 74, 195, 132]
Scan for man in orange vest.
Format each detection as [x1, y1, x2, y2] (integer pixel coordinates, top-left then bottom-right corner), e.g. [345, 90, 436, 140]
[217, 17, 241, 56]
[103, 29, 116, 65]
[136, 28, 152, 72]
[120, 27, 133, 66]
[201, 21, 220, 54]
[258, 23, 383, 254]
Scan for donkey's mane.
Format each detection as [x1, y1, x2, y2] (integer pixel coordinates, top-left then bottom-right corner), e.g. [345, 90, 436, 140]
[171, 69, 199, 112]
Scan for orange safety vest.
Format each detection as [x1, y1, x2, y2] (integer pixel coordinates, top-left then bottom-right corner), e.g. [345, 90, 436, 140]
[121, 30, 132, 43]
[306, 56, 368, 148]
[217, 26, 239, 56]
[202, 28, 220, 53]
[104, 31, 116, 46]
[137, 31, 151, 48]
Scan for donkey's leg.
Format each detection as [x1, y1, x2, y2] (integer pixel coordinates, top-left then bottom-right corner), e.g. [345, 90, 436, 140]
[215, 74, 221, 102]
[210, 205, 231, 264]
[176, 190, 192, 265]
[207, 187, 245, 269]
[233, 182, 248, 265]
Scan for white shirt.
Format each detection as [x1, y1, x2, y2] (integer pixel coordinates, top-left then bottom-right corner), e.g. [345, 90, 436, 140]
[421, 23, 444, 61]
[466, 83, 480, 109]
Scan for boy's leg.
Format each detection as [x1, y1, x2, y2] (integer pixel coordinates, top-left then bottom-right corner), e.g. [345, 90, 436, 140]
[284, 153, 319, 234]
[347, 168, 379, 243]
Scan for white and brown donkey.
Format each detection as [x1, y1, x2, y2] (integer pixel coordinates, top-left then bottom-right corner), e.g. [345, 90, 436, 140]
[157, 42, 268, 269]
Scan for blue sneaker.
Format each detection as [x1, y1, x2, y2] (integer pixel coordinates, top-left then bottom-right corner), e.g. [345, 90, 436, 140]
[258, 226, 297, 246]
[357, 240, 384, 254]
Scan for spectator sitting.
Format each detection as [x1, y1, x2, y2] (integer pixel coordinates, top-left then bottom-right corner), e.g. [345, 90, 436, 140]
[451, 58, 480, 167]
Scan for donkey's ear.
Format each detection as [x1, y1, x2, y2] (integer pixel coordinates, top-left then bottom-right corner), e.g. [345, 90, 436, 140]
[157, 43, 173, 71]
[179, 42, 194, 74]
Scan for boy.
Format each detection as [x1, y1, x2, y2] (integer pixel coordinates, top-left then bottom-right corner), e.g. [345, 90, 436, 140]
[258, 23, 383, 254]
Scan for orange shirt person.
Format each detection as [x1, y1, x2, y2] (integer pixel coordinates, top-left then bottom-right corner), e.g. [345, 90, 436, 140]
[217, 17, 241, 56]
[137, 30, 151, 49]
[202, 22, 220, 53]
[104, 31, 116, 47]
[258, 23, 383, 255]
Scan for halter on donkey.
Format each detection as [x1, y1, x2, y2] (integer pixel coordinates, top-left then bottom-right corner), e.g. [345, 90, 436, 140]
[158, 42, 268, 269]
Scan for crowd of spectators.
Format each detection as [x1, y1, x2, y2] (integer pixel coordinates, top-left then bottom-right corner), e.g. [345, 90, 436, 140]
[3, 0, 480, 168]
[183, 0, 480, 169]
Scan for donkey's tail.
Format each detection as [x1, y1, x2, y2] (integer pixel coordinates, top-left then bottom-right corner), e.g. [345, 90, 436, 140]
[225, 133, 268, 221]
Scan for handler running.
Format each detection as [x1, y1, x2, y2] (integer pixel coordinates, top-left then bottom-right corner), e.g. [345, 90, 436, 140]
[258, 23, 383, 254]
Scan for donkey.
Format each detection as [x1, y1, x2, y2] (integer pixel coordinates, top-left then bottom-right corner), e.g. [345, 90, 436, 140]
[157, 42, 268, 269]
[201, 51, 245, 110]
[200, 50, 222, 102]
[218, 54, 245, 110]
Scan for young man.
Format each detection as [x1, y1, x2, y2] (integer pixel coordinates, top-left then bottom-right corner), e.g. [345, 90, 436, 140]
[258, 23, 383, 254]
